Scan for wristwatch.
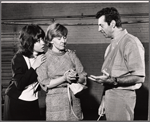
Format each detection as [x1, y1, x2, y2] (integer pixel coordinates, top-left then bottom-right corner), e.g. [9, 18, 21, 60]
[113, 77, 118, 86]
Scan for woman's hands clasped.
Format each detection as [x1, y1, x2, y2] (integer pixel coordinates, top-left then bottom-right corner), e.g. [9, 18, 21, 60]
[64, 69, 78, 83]
[32, 54, 46, 70]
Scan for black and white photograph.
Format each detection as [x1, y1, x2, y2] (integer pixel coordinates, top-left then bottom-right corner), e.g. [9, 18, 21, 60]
[1, 1, 149, 121]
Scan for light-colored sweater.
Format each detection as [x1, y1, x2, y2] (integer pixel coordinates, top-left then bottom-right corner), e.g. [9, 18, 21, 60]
[36, 48, 87, 93]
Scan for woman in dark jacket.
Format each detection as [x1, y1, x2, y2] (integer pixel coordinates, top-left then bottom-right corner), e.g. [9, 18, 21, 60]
[3, 24, 46, 120]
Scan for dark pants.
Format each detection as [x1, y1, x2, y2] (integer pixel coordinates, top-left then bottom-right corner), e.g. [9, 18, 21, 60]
[3, 95, 41, 120]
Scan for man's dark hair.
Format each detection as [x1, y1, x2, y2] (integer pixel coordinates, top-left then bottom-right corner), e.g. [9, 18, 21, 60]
[96, 7, 122, 27]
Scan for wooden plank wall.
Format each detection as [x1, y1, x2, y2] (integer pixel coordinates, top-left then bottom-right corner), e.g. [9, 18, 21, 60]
[1, 2, 149, 120]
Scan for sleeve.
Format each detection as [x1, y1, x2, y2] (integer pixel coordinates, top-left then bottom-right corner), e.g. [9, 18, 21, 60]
[69, 51, 87, 85]
[11, 55, 38, 90]
[36, 59, 51, 92]
[124, 38, 145, 79]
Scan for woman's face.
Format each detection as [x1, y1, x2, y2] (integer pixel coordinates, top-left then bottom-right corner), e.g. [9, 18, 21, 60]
[33, 38, 45, 53]
[51, 36, 67, 53]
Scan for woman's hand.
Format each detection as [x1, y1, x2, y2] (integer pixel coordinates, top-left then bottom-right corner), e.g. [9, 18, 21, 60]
[32, 54, 46, 70]
[64, 69, 78, 83]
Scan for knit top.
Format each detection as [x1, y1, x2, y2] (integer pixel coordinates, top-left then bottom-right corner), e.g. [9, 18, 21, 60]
[36, 48, 87, 93]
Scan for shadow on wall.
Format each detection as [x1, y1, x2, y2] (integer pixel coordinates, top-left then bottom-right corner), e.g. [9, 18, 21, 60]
[79, 79, 102, 120]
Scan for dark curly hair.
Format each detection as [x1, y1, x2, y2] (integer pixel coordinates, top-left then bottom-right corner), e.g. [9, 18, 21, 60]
[17, 24, 45, 57]
[45, 23, 68, 47]
[96, 7, 122, 27]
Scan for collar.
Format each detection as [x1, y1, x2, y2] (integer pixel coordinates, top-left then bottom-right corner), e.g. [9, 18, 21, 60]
[48, 48, 66, 56]
[111, 29, 128, 46]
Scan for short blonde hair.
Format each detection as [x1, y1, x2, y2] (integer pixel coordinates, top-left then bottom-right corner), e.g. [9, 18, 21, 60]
[45, 23, 68, 46]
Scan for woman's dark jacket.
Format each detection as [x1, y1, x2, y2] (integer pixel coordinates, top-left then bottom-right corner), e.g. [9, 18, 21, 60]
[5, 53, 39, 99]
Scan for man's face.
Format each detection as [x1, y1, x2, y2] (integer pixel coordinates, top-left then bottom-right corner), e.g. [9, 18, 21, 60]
[98, 15, 113, 38]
